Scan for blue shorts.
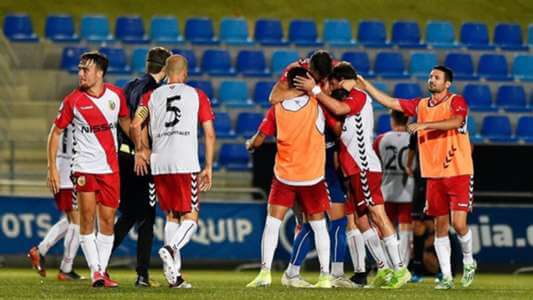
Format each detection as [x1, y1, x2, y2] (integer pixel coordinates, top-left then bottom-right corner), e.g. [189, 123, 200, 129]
[326, 148, 347, 203]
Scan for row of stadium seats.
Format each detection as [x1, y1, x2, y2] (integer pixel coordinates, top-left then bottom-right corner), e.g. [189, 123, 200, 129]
[199, 143, 251, 171]
[4, 14, 533, 50]
[61, 46, 533, 81]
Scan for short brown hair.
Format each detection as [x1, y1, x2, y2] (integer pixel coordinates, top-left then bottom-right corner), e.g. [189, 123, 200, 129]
[146, 47, 171, 74]
[80, 51, 109, 76]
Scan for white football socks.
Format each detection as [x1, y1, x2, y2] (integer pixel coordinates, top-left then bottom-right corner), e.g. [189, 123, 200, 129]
[347, 229, 366, 273]
[434, 236, 452, 279]
[96, 233, 114, 273]
[363, 229, 389, 269]
[458, 229, 474, 264]
[38, 218, 69, 256]
[60, 223, 80, 273]
[79, 232, 100, 274]
[260, 216, 282, 271]
[309, 219, 330, 275]
[383, 234, 404, 270]
[399, 230, 413, 267]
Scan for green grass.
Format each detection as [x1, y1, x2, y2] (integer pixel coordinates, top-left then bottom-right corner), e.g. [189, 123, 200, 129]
[1, 269, 532, 299]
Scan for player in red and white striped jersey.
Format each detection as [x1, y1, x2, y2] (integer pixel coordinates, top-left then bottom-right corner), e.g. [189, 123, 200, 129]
[47, 51, 131, 288]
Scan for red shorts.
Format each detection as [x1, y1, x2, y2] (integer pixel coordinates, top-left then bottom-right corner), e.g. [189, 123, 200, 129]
[348, 171, 385, 217]
[426, 175, 473, 217]
[54, 189, 74, 212]
[345, 196, 355, 215]
[385, 202, 412, 224]
[154, 173, 199, 213]
[268, 178, 330, 215]
[72, 172, 120, 208]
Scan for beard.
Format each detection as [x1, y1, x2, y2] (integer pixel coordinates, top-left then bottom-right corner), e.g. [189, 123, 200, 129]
[427, 84, 444, 93]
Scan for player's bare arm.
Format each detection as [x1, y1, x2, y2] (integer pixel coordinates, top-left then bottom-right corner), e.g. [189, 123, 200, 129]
[294, 73, 351, 116]
[407, 114, 465, 134]
[46, 124, 64, 194]
[131, 106, 150, 176]
[245, 131, 267, 153]
[118, 116, 131, 138]
[356, 75, 403, 112]
[406, 148, 415, 177]
[200, 120, 216, 192]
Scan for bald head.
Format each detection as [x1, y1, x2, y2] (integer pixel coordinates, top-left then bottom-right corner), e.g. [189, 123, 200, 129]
[165, 55, 188, 79]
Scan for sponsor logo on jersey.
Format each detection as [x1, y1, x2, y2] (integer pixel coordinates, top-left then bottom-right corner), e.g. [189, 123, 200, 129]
[81, 122, 116, 134]
[80, 105, 94, 110]
[77, 176, 86, 187]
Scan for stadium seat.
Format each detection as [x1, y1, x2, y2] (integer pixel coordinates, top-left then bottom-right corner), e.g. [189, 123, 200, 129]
[393, 83, 423, 99]
[213, 113, 236, 138]
[463, 84, 496, 112]
[184, 17, 219, 45]
[218, 80, 252, 107]
[115, 16, 149, 44]
[341, 52, 374, 78]
[45, 14, 79, 42]
[220, 17, 253, 45]
[512, 55, 533, 81]
[496, 85, 530, 112]
[115, 78, 129, 88]
[444, 53, 479, 80]
[376, 114, 392, 134]
[357, 20, 390, 47]
[478, 54, 512, 81]
[3, 14, 38, 42]
[236, 50, 270, 77]
[460, 22, 495, 50]
[150, 16, 183, 43]
[254, 81, 276, 107]
[425, 21, 458, 48]
[98, 47, 131, 74]
[219, 143, 251, 171]
[236, 112, 264, 138]
[516, 116, 533, 143]
[80, 15, 114, 42]
[391, 21, 426, 48]
[466, 117, 483, 143]
[493, 23, 528, 51]
[288, 19, 322, 47]
[198, 143, 221, 170]
[61, 46, 89, 72]
[254, 18, 288, 46]
[131, 47, 148, 73]
[481, 115, 517, 143]
[171, 49, 201, 76]
[271, 50, 299, 75]
[374, 51, 408, 78]
[409, 52, 438, 78]
[529, 24, 533, 47]
[201, 49, 235, 76]
[188, 80, 217, 106]
[372, 81, 388, 111]
[323, 19, 355, 47]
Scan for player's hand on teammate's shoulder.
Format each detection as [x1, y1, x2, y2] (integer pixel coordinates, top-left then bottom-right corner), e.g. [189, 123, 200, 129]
[199, 167, 212, 192]
[47, 166, 60, 194]
[294, 73, 316, 92]
[407, 123, 428, 134]
[355, 75, 367, 89]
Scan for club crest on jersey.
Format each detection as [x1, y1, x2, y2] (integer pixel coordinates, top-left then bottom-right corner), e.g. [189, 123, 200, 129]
[109, 100, 116, 111]
[77, 176, 86, 187]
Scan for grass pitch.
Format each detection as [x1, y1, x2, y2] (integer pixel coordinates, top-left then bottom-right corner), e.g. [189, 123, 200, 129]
[0, 268, 532, 300]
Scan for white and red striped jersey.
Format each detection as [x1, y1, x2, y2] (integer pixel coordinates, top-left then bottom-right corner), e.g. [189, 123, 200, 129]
[338, 88, 382, 177]
[56, 124, 74, 189]
[141, 83, 214, 175]
[374, 131, 414, 203]
[54, 83, 129, 174]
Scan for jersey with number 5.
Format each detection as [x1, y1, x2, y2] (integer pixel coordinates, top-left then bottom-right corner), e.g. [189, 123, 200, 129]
[140, 83, 214, 175]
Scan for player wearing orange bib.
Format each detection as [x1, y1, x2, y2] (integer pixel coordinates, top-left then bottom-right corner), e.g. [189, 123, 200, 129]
[358, 65, 476, 290]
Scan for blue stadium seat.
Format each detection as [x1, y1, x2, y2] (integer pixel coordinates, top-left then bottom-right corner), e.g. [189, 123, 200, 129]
[376, 114, 392, 135]
[115, 16, 149, 44]
[289, 19, 322, 47]
[184, 17, 219, 45]
[188, 80, 217, 106]
[271, 50, 299, 75]
[512, 55, 533, 81]
[466, 117, 483, 143]
[236, 50, 270, 77]
[219, 143, 251, 171]
[391, 21, 426, 48]
[460, 22, 495, 50]
[218, 80, 252, 108]
[323, 19, 355, 47]
[494, 23, 527, 51]
[236, 112, 264, 138]
[425, 21, 457, 48]
[409, 52, 438, 78]
[61, 46, 88, 72]
[213, 113, 236, 138]
[45, 15, 79, 42]
[115, 78, 129, 88]
[171, 49, 201, 76]
[478, 54, 512, 81]
[220, 17, 253, 45]
[80, 15, 113, 42]
[529, 24, 533, 47]
[3, 14, 38, 42]
[201, 49, 235, 76]
[254, 19, 288, 46]
[150, 16, 182, 43]
[254, 81, 276, 107]
[131, 47, 148, 73]
[496, 85, 530, 112]
[374, 51, 408, 79]
[463, 84, 496, 112]
[198, 143, 221, 170]
[393, 83, 423, 99]
[99, 47, 131, 74]
[372, 81, 388, 111]
[516, 116, 533, 143]
[341, 52, 374, 78]
[357, 20, 390, 47]
[444, 53, 479, 80]
[481, 115, 517, 143]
